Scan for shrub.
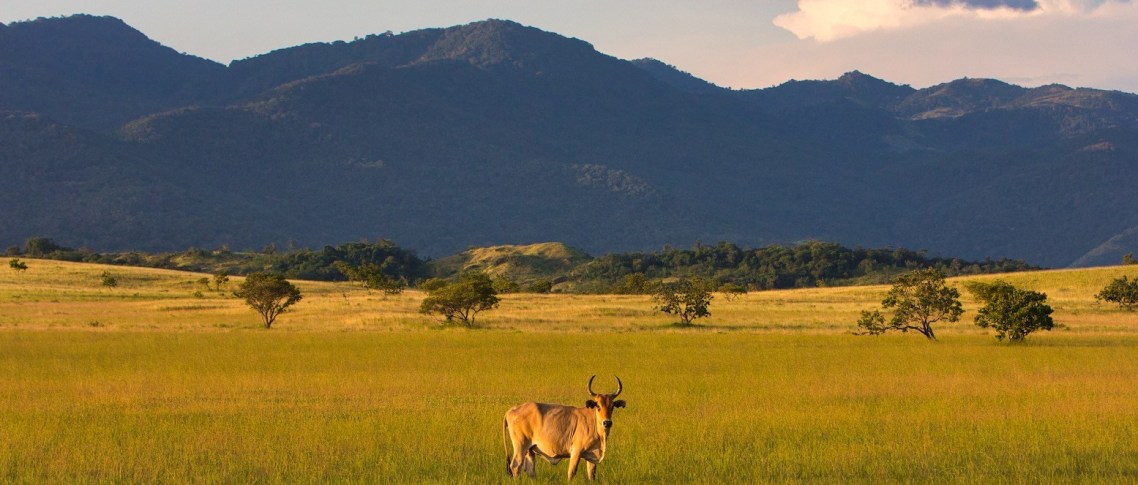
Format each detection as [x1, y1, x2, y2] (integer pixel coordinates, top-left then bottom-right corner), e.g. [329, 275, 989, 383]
[966, 280, 1054, 342]
[653, 277, 714, 325]
[418, 272, 500, 327]
[1096, 276, 1138, 311]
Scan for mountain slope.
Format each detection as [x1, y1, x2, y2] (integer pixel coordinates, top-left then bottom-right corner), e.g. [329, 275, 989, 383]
[0, 15, 224, 130]
[1, 16, 1137, 266]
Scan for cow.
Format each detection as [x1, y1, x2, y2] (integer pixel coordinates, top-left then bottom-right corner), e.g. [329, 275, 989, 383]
[502, 375, 626, 480]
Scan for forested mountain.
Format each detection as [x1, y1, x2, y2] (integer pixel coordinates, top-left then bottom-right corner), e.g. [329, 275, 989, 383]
[2, 15, 1136, 267]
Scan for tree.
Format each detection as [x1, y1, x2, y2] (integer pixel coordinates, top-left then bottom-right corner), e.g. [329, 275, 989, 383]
[856, 268, 963, 341]
[234, 273, 303, 329]
[100, 271, 118, 288]
[614, 273, 653, 294]
[418, 277, 448, 292]
[525, 279, 553, 294]
[418, 272, 500, 327]
[1123, 253, 1136, 265]
[718, 282, 746, 302]
[24, 237, 65, 257]
[372, 274, 405, 296]
[9, 258, 27, 272]
[965, 280, 1055, 342]
[335, 261, 403, 295]
[1096, 276, 1138, 311]
[653, 277, 714, 325]
[492, 277, 521, 294]
[212, 271, 229, 291]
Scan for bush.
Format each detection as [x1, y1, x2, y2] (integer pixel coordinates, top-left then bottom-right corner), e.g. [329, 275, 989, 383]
[9, 258, 27, 272]
[1096, 276, 1138, 311]
[653, 277, 714, 325]
[966, 280, 1054, 342]
[492, 277, 521, 294]
[418, 277, 448, 292]
[718, 283, 746, 302]
[525, 279, 554, 294]
[613, 273, 653, 294]
[418, 272, 500, 327]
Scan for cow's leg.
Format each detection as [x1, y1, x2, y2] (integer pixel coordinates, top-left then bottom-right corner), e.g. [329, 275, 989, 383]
[567, 449, 582, 480]
[524, 447, 537, 478]
[508, 438, 530, 478]
[586, 461, 597, 480]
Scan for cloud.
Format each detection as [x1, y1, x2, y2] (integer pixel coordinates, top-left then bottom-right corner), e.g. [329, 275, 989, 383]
[773, 0, 1127, 41]
[916, 0, 1038, 10]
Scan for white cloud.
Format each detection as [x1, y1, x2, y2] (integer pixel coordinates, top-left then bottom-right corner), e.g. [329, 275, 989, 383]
[773, 0, 1128, 42]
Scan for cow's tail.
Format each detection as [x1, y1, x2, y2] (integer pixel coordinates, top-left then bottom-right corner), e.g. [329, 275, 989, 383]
[503, 417, 512, 477]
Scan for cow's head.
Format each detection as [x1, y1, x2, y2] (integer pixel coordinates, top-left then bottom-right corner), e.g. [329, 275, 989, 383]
[585, 375, 625, 434]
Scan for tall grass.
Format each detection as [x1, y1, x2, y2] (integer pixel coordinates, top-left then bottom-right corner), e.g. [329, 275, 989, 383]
[3, 261, 1138, 482]
[2, 332, 1138, 483]
[2, 260, 1137, 333]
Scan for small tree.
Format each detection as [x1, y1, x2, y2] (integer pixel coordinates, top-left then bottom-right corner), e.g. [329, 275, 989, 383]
[100, 271, 118, 288]
[372, 274, 405, 296]
[492, 277, 521, 294]
[9, 258, 27, 273]
[234, 273, 303, 329]
[24, 237, 64, 257]
[1123, 253, 1136, 265]
[335, 262, 403, 295]
[856, 268, 963, 341]
[418, 277, 448, 292]
[212, 271, 230, 292]
[718, 282, 746, 302]
[653, 277, 714, 326]
[615, 273, 653, 294]
[966, 280, 1055, 342]
[525, 279, 554, 294]
[418, 272, 500, 327]
[1096, 276, 1138, 311]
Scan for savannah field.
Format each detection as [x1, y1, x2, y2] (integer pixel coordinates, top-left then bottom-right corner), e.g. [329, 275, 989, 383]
[2, 260, 1138, 483]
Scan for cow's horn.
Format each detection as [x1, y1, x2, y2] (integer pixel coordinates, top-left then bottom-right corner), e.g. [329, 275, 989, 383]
[613, 376, 622, 397]
[588, 375, 597, 395]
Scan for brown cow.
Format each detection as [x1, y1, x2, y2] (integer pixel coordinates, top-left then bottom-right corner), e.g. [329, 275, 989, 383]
[503, 375, 626, 480]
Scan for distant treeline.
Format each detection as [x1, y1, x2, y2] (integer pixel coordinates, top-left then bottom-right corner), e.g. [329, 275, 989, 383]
[568, 241, 1037, 292]
[9, 237, 1037, 292]
[9, 237, 427, 283]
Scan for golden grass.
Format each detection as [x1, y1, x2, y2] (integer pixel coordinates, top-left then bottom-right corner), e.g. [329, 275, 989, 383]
[2, 332, 1138, 483]
[3, 260, 1138, 482]
[3, 259, 1136, 335]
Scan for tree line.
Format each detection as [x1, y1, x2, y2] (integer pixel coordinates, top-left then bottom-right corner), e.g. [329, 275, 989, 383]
[10, 244, 1136, 336]
[571, 241, 1037, 292]
[6, 237, 1040, 293]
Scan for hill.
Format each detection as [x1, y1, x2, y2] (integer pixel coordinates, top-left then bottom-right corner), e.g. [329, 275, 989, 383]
[428, 242, 590, 286]
[1, 257, 1134, 333]
[1, 15, 1137, 267]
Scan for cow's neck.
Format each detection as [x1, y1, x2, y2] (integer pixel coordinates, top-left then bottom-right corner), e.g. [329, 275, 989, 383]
[585, 412, 608, 460]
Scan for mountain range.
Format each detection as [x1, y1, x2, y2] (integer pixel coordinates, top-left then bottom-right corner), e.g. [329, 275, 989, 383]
[2, 14, 1136, 267]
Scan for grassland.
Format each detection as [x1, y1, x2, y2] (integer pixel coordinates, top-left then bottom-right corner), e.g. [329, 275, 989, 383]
[2, 260, 1138, 483]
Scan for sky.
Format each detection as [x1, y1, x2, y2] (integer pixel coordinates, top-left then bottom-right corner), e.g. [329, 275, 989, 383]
[2, 0, 1136, 92]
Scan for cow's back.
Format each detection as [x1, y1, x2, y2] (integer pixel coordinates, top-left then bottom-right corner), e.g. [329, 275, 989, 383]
[506, 402, 586, 459]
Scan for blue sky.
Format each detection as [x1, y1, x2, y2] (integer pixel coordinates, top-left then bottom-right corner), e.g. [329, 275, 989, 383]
[2, 0, 1136, 92]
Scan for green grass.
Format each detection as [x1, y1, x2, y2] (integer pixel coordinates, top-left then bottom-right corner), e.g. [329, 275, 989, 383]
[3, 260, 1138, 482]
[3, 332, 1138, 483]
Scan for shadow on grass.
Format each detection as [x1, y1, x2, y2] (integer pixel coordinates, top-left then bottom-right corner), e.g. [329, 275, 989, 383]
[1009, 336, 1138, 347]
[633, 321, 754, 332]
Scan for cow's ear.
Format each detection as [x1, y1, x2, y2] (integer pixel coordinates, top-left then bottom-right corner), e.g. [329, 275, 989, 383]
[613, 400, 626, 408]
[585, 400, 597, 408]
